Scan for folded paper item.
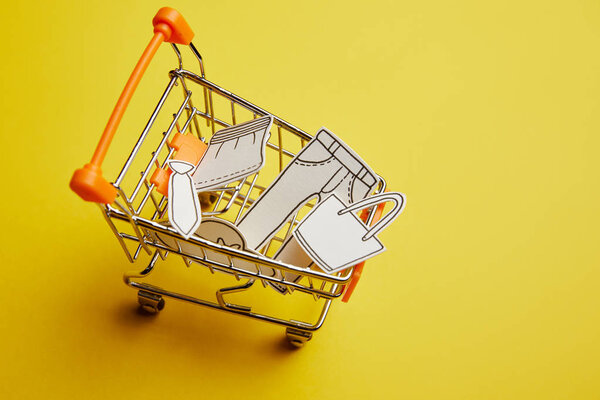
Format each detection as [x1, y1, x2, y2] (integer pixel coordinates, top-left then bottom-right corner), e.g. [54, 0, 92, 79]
[192, 115, 273, 191]
[148, 218, 285, 291]
[293, 192, 406, 274]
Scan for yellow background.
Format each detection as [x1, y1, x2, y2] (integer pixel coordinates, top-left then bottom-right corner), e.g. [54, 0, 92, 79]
[1, 0, 599, 398]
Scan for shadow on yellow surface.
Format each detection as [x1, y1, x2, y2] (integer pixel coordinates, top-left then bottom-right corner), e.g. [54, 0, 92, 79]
[1, 0, 600, 399]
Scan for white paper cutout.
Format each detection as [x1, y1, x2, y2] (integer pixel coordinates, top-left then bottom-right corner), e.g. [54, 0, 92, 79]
[272, 235, 313, 292]
[195, 218, 283, 288]
[293, 192, 406, 274]
[167, 160, 202, 239]
[236, 127, 379, 251]
[195, 218, 245, 250]
[152, 125, 401, 293]
[194, 218, 258, 274]
[192, 115, 273, 191]
[149, 218, 286, 293]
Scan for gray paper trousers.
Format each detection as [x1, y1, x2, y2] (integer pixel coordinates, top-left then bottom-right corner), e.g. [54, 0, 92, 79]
[237, 128, 378, 251]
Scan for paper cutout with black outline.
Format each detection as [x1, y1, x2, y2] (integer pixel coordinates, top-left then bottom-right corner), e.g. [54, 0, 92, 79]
[192, 115, 273, 191]
[236, 127, 379, 251]
[292, 192, 406, 274]
[167, 160, 202, 239]
[149, 218, 287, 293]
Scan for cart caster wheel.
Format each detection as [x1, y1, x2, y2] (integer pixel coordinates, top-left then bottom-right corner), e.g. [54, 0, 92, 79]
[138, 290, 165, 314]
[286, 327, 312, 348]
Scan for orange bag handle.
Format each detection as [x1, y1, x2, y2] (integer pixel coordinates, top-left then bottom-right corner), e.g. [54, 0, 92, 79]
[341, 196, 387, 303]
[69, 7, 194, 204]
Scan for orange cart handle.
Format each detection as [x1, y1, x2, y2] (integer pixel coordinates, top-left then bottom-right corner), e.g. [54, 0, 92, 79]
[69, 7, 194, 204]
[342, 197, 387, 303]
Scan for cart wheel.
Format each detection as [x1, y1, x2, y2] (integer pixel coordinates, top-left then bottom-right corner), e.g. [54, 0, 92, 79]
[138, 290, 165, 314]
[286, 327, 312, 348]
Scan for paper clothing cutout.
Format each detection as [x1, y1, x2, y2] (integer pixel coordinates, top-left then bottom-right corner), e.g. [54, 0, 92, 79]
[192, 115, 273, 191]
[167, 160, 202, 239]
[149, 218, 285, 291]
[237, 127, 379, 251]
[196, 218, 279, 277]
[195, 218, 244, 249]
[293, 192, 406, 274]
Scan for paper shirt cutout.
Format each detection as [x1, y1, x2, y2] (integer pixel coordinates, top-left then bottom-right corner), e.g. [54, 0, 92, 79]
[192, 115, 273, 191]
[293, 192, 406, 274]
[167, 160, 202, 239]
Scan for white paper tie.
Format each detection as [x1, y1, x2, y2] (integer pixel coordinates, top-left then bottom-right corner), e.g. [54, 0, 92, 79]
[167, 160, 202, 239]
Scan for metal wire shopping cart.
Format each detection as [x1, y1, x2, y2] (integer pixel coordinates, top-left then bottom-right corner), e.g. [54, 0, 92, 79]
[70, 7, 387, 347]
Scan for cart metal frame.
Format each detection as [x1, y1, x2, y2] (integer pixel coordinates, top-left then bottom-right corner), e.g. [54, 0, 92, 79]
[73, 9, 385, 346]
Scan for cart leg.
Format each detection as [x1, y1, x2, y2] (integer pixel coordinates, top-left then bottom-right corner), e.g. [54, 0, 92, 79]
[286, 327, 313, 347]
[138, 290, 165, 314]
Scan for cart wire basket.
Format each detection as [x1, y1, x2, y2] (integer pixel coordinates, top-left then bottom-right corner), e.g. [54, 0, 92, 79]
[70, 7, 387, 347]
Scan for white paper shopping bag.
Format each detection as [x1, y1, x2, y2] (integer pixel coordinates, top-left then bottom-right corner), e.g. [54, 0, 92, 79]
[293, 192, 405, 274]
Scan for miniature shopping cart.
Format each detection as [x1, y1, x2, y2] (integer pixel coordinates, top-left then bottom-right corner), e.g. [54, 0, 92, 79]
[70, 8, 387, 347]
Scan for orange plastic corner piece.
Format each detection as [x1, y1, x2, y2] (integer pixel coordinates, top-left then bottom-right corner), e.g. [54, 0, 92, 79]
[170, 132, 207, 164]
[70, 164, 117, 204]
[150, 133, 207, 197]
[341, 198, 387, 303]
[150, 167, 170, 197]
[152, 7, 194, 45]
[341, 261, 365, 303]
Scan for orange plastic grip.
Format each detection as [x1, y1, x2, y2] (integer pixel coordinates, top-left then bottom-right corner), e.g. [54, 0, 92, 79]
[69, 8, 194, 203]
[341, 198, 387, 303]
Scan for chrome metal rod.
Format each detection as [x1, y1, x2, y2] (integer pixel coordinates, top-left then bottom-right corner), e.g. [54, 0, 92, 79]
[129, 90, 192, 204]
[106, 209, 355, 284]
[172, 69, 312, 141]
[124, 271, 333, 332]
[115, 76, 178, 186]
[118, 232, 345, 299]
